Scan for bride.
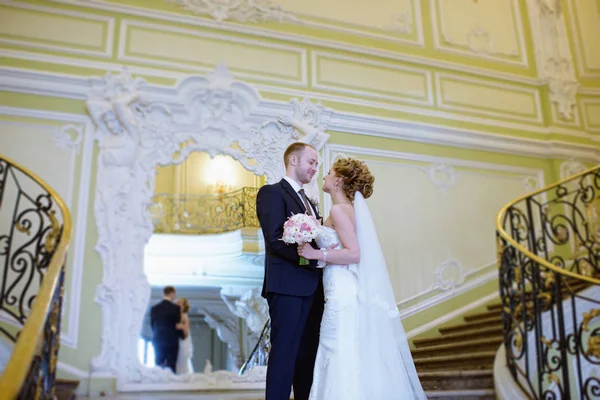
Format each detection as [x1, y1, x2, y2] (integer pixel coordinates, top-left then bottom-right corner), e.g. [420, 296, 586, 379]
[297, 157, 426, 400]
[175, 298, 194, 375]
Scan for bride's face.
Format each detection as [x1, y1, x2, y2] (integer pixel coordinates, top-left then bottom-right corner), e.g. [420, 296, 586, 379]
[322, 169, 341, 194]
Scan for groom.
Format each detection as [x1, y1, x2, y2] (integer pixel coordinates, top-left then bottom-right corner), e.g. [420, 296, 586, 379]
[150, 286, 183, 373]
[257, 142, 329, 400]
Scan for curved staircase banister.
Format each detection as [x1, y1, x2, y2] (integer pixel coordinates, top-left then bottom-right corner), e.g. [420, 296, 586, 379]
[496, 164, 600, 285]
[495, 164, 600, 399]
[0, 155, 72, 399]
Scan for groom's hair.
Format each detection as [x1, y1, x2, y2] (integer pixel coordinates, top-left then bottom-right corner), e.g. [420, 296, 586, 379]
[284, 142, 315, 168]
[163, 286, 176, 296]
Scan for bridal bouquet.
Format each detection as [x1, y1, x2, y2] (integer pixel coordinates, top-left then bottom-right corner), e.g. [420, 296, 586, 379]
[281, 213, 321, 265]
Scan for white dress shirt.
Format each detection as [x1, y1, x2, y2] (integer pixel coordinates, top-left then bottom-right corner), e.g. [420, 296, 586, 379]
[283, 176, 317, 216]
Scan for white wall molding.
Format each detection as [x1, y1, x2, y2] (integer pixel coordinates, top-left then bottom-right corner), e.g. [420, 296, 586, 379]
[117, 19, 308, 88]
[430, 0, 528, 67]
[581, 98, 600, 134]
[1, 49, 562, 138]
[1, 67, 599, 163]
[57, 361, 114, 379]
[565, 0, 600, 80]
[526, 0, 579, 120]
[0, 0, 115, 59]
[49, 0, 543, 86]
[434, 72, 543, 124]
[0, 106, 94, 349]
[164, 0, 425, 47]
[165, 0, 299, 24]
[406, 291, 499, 338]
[311, 51, 434, 107]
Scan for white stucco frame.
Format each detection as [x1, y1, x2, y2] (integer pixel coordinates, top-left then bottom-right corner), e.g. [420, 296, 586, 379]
[84, 64, 330, 391]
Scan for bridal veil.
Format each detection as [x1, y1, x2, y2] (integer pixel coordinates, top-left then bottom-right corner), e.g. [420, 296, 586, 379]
[354, 192, 427, 399]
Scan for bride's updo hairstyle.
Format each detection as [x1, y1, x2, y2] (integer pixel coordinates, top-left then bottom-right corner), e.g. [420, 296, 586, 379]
[178, 298, 190, 313]
[332, 158, 374, 202]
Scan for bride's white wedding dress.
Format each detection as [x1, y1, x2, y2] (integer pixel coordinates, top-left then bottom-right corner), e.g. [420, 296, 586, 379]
[310, 226, 361, 399]
[176, 332, 194, 374]
[309, 192, 426, 400]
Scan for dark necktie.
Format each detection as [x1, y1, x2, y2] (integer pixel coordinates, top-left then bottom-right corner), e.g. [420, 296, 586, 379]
[298, 189, 314, 216]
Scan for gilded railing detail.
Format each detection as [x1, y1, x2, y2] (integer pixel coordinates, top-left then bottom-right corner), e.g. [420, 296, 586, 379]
[150, 187, 259, 234]
[497, 166, 600, 399]
[0, 155, 71, 399]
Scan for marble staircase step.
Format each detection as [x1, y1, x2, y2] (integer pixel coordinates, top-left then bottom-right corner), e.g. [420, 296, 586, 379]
[412, 326, 503, 348]
[413, 351, 496, 371]
[463, 309, 500, 322]
[438, 316, 502, 335]
[55, 378, 80, 400]
[425, 388, 496, 399]
[486, 302, 502, 312]
[418, 369, 494, 391]
[411, 337, 502, 358]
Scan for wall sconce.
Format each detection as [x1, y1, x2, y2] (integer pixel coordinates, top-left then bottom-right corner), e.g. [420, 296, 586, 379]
[205, 155, 236, 194]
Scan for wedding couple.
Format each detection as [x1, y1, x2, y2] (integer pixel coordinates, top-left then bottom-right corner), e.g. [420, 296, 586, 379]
[256, 143, 426, 400]
[150, 286, 194, 375]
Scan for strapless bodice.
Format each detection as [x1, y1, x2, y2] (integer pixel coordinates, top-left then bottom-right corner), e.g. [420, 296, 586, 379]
[315, 226, 358, 305]
[316, 226, 343, 250]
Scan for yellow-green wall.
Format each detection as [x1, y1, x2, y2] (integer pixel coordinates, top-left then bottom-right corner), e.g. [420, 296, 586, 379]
[1, 0, 599, 394]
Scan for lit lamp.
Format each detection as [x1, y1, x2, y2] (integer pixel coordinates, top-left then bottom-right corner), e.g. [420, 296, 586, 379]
[205, 155, 236, 195]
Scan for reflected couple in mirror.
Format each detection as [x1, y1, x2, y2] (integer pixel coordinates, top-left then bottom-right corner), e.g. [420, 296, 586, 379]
[149, 286, 193, 375]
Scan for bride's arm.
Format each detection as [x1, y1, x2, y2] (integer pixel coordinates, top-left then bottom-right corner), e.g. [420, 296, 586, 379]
[298, 205, 360, 265]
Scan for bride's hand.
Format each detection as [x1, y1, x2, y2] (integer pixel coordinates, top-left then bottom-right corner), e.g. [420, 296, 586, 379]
[297, 243, 318, 260]
[176, 323, 183, 329]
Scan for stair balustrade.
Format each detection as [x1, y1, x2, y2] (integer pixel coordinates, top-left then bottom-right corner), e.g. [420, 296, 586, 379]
[150, 188, 260, 234]
[0, 155, 72, 399]
[497, 166, 600, 399]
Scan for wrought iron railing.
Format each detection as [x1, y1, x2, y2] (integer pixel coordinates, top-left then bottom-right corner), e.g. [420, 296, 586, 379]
[497, 166, 600, 399]
[150, 187, 259, 234]
[0, 155, 71, 399]
[239, 318, 270, 375]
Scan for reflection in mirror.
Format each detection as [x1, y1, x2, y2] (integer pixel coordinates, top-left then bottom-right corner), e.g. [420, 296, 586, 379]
[141, 151, 269, 377]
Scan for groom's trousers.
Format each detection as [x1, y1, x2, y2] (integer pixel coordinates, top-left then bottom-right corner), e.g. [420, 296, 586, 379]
[266, 283, 324, 400]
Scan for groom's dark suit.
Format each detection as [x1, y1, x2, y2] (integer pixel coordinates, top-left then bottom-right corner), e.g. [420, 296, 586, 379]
[150, 299, 183, 373]
[257, 178, 324, 400]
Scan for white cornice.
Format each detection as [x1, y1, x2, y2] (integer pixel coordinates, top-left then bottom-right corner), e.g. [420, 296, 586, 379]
[1, 66, 599, 163]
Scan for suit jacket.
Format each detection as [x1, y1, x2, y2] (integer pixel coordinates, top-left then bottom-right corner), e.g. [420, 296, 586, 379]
[257, 179, 323, 298]
[150, 299, 183, 347]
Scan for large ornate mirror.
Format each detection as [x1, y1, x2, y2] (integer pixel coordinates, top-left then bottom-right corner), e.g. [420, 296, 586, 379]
[140, 152, 265, 375]
[84, 65, 330, 391]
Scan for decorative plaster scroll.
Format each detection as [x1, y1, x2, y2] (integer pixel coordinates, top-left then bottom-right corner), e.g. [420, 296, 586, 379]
[435, 259, 466, 291]
[465, 26, 496, 55]
[385, 12, 413, 34]
[52, 124, 84, 151]
[166, 0, 300, 23]
[424, 163, 457, 191]
[526, 0, 579, 120]
[559, 159, 586, 180]
[84, 64, 330, 390]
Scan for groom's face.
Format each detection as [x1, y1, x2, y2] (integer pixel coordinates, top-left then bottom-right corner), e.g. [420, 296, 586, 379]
[294, 147, 318, 184]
